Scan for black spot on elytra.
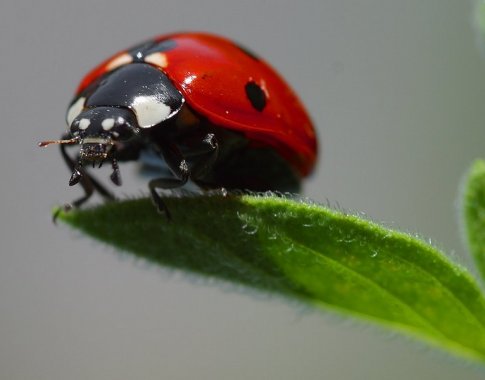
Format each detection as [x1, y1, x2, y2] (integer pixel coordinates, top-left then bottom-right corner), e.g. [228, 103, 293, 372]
[235, 43, 260, 61]
[245, 81, 266, 111]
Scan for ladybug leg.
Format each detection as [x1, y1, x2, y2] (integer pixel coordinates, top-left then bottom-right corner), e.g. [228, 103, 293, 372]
[59, 133, 115, 207]
[108, 140, 144, 186]
[187, 133, 219, 179]
[148, 134, 219, 218]
[188, 133, 226, 196]
[149, 142, 190, 219]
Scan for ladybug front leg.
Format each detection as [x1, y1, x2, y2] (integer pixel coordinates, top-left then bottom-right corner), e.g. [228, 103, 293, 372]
[59, 133, 115, 208]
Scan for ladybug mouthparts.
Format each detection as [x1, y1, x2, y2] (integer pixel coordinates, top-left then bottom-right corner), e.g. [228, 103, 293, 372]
[79, 138, 113, 162]
[70, 137, 121, 186]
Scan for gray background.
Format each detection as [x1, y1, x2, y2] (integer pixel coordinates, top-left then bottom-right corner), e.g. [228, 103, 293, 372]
[2, 0, 485, 379]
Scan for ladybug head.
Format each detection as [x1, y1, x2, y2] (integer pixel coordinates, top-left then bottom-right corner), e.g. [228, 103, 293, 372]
[69, 107, 138, 162]
[39, 106, 139, 187]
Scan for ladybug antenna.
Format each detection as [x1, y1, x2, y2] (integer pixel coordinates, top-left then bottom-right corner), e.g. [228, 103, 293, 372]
[38, 137, 79, 147]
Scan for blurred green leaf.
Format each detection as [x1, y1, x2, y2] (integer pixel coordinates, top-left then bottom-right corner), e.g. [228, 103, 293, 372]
[464, 159, 485, 281]
[59, 195, 485, 363]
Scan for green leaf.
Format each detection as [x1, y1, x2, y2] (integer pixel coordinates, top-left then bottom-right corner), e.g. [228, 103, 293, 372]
[58, 195, 485, 363]
[464, 159, 485, 281]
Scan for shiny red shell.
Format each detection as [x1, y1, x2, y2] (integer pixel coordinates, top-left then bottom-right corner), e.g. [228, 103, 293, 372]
[76, 32, 317, 176]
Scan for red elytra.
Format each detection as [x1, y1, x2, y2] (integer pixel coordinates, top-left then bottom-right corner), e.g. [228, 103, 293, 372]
[76, 32, 317, 176]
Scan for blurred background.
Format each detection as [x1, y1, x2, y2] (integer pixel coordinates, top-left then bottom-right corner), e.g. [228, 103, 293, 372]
[2, 0, 485, 379]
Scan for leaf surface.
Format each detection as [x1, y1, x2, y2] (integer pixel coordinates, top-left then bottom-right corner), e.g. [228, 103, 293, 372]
[58, 195, 485, 363]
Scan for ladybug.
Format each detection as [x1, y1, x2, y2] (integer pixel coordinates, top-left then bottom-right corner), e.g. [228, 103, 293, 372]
[39, 32, 317, 217]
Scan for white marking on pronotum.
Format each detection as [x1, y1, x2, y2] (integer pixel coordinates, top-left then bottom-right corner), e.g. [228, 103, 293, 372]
[106, 53, 133, 71]
[132, 96, 172, 128]
[66, 97, 85, 126]
[144, 52, 168, 68]
[79, 118, 91, 130]
[102, 118, 115, 130]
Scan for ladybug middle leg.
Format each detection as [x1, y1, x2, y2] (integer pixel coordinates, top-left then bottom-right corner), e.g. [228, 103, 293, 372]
[149, 133, 219, 219]
[149, 142, 189, 218]
[185, 133, 219, 178]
